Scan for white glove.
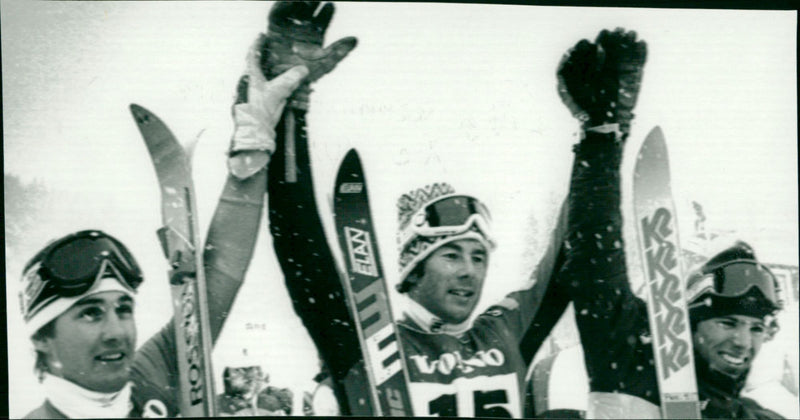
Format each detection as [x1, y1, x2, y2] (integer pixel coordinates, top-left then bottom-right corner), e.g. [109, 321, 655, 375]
[228, 34, 309, 180]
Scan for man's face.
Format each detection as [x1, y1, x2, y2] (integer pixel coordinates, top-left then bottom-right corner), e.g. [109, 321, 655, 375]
[693, 314, 766, 379]
[35, 291, 137, 392]
[408, 239, 488, 324]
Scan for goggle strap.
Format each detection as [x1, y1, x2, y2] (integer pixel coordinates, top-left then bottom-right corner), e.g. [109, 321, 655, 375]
[24, 294, 60, 322]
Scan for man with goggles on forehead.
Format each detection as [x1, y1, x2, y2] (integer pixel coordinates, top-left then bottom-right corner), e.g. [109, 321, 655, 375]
[396, 193, 494, 256]
[553, 28, 784, 418]
[18, 29, 312, 418]
[257, 4, 657, 418]
[387, 182, 566, 417]
[20, 231, 148, 418]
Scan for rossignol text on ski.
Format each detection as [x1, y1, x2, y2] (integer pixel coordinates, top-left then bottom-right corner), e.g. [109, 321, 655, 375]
[130, 104, 217, 417]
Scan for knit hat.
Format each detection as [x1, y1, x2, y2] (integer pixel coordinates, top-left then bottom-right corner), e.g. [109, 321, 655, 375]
[396, 183, 496, 292]
[686, 241, 780, 327]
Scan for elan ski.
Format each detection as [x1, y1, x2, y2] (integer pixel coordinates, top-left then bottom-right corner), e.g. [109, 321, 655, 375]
[633, 126, 700, 419]
[333, 149, 414, 416]
[130, 104, 217, 417]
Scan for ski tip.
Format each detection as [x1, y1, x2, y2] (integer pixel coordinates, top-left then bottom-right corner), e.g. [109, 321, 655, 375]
[339, 148, 361, 168]
[343, 148, 359, 161]
[645, 125, 663, 139]
[335, 148, 363, 183]
[129, 103, 156, 126]
[129, 103, 147, 115]
[642, 125, 665, 146]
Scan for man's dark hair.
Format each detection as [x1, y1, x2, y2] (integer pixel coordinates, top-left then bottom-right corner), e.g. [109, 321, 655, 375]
[397, 259, 427, 294]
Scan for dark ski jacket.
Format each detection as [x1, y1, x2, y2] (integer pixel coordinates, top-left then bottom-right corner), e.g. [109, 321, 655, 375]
[557, 132, 782, 419]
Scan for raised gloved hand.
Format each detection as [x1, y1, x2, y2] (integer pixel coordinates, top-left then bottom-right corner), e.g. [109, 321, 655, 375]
[557, 28, 647, 139]
[228, 35, 309, 180]
[261, 1, 358, 109]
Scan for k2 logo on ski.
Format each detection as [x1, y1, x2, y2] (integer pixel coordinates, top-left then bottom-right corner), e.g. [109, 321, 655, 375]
[640, 207, 691, 379]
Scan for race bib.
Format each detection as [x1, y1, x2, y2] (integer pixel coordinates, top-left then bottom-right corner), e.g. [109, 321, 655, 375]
[409, 373, 520, 417]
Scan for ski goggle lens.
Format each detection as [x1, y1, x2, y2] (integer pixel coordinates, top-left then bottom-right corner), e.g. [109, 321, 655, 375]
[423, 196, 491, 228]
[23, 231, 143, 311]
[712, 261, 777, 304]
[400, 195, 494, 250]
[46, 236, 138, 293]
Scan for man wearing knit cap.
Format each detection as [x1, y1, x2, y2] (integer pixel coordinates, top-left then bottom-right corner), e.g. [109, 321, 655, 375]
[554, 27, 784, 418]
[391, 182, 566, 417]
[383, 26, 650, 417]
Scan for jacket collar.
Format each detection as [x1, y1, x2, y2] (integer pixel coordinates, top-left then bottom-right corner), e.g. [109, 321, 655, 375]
[400, 296, 473, 335]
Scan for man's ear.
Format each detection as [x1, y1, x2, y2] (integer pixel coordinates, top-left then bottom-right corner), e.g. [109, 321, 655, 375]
[403, 272, 421, 296]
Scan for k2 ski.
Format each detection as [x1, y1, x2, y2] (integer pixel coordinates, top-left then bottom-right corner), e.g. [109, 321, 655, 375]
[333, 149, 414, 416]
[130, 104, 217, 417]
[633, 126, 700, 419]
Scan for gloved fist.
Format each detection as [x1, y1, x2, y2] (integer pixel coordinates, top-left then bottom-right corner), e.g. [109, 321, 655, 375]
[261, 1, 357, 108]
[557, 28, 647, 138]
[228, 34, 309, 180]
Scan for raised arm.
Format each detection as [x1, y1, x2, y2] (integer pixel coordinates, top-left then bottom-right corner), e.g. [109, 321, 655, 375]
[555, 29, 660, 408]
[260, 1, 362, 413]
[204, 32, 311, 342]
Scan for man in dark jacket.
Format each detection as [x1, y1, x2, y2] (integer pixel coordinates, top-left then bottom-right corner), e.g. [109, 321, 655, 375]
[556, 28, 784, 419]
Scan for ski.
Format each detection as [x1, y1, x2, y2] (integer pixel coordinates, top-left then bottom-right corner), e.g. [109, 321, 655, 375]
[333, 149, 414, 416]
[130, 104, 217, 417]
[632, 126, 701, 419]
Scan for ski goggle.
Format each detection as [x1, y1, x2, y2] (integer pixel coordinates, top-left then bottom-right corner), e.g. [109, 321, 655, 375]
[21, 230, 143, 318]
[398, 195, 495, 250]
[687, 259, 779, 309]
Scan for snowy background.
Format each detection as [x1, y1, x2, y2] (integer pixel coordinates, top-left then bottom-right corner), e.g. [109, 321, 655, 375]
[3, 2, 797, 417]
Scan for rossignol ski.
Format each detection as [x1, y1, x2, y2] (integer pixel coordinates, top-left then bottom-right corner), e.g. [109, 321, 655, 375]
[633, 126, 700, 419]
[130, 104, 217, 417]
[333, 149, 414, 416]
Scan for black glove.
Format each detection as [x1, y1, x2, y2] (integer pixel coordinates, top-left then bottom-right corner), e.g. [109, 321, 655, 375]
[557, 28, 647, 139]
[260, 1, 357, 108]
